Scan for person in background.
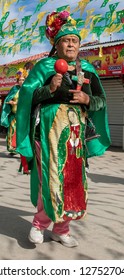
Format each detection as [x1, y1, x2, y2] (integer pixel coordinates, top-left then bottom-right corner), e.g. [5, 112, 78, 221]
[24, 62, 34, 74]
[0, 68, 28, 156]
[16, 10, 111, 247]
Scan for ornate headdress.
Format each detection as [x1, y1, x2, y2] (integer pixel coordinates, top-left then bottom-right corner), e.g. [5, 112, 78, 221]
[16, 68, 28, 80]
[45, 11, 81, 45]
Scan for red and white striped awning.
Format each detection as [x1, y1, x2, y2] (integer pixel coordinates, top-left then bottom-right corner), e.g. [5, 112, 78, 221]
[2, 52, 49, 66]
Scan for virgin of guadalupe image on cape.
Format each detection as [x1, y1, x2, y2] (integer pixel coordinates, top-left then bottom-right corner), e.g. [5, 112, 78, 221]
[57, 106, 88, 221]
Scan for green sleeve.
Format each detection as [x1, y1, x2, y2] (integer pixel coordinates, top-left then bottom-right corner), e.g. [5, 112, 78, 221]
[32, 85, 53, 107]
[88, 72, 106, 111]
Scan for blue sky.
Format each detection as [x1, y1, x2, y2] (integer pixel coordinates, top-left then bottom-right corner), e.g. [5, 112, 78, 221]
[0, 0, 123, 65]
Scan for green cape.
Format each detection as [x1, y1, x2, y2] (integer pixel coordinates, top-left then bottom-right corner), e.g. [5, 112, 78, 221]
[16, 56, 111, 159]
[16, 56, 111, 208]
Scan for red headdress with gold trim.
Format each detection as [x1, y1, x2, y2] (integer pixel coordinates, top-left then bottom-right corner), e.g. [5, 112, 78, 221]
[45, 10, 81, 45]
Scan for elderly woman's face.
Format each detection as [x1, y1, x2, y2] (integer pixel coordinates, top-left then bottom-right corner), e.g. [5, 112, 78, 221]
[18, 77, 25, 86]
[56, 35, 80, 61]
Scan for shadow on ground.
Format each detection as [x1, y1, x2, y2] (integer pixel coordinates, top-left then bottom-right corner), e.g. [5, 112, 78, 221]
[89, 173, 124, 185]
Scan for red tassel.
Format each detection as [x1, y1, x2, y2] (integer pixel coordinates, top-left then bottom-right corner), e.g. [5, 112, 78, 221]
[20, 155, 29, 174]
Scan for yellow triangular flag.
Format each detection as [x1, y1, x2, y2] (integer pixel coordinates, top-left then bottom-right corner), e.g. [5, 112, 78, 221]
[18, 6, 26, 12]
[37, 11, 47, 22]
[80, 28, 89, 40]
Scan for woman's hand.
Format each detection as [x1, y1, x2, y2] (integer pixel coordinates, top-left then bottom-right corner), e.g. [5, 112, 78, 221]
[6, 100, 17, 105]
[50, 73, 63, 93]
[69, 89, 90, 105]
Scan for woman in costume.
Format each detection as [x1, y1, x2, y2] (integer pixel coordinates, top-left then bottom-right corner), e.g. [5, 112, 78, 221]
[16, 11, 111, 247]
[0, 68, 28, 155]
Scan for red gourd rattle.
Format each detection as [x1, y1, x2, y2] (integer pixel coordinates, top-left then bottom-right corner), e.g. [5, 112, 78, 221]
[54, 59, 68, 74]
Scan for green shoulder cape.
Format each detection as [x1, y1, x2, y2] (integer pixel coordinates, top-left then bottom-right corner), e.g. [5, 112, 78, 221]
[16, 56, 111, 159]
[1, 85, 20, 128]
